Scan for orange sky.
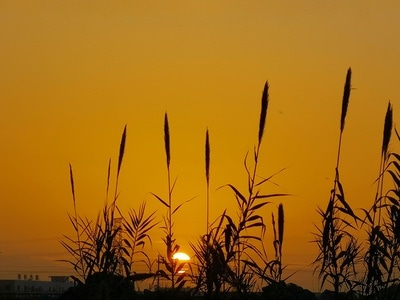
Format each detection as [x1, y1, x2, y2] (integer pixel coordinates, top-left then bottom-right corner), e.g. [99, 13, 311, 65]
[1, 1, 400, 291]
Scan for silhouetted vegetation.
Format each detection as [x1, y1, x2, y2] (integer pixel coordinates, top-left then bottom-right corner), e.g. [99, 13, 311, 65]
[313, 68, 361, 294]
[59, 69, 400, 300]
[60, 126, 158, 299]
[151, 112, 192, 294]
[313, 69, 400, 299]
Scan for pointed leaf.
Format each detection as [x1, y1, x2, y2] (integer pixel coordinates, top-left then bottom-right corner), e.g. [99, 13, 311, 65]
[151, 193, 170, 208]
[223, 184, 247, 205]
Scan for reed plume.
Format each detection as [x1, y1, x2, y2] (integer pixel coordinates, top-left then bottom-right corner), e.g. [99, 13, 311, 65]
[112, 125, 127, 217]
[340, 68, 352, 133]
[336, 68, 352, 169]
[258, 81, 269, 145]
[164, 113, 171, 169]
[69, 163, 76, 211]
[205, 129, 210, 234]
[117, 125, 127, 177]
[375, 101, 393, 223]
[278, 203, 284, 259]
[382, 101, 393, 157]
[205, 129, 210, 185]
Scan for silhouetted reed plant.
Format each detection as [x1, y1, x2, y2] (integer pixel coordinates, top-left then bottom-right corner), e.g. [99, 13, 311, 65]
[62, 127, 128, 282]
[190, 130, 230, 299]
[221, 81, 282, 293]
[243, 203, 290, 288]
[313, 68, 361, 294]
[61, 126, 158, 298]
[189, 81, 289, 299]
[152, 113, 191, 294]
[312, 69, 400, 299]
[362, 102, 400, 297]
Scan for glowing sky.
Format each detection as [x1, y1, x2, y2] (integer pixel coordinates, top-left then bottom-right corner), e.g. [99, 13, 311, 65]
[1, 1, 400, 291]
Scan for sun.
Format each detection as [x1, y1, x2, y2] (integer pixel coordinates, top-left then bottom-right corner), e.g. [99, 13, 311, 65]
[172, 252, 190, 261]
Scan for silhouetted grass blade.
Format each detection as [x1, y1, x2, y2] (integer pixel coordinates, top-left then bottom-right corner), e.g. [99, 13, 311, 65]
[223, 184, 247, 205]
[106, 159, 111, 200]
[151, 193, 170, 208]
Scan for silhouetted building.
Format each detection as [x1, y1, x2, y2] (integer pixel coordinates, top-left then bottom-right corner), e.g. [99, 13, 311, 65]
[0, 275, 73, 294]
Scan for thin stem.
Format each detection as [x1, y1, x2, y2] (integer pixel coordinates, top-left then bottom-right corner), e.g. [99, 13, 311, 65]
[69, 164, 86, 280]
[167, 164, 175, 291]
[205, 129, 210, 235]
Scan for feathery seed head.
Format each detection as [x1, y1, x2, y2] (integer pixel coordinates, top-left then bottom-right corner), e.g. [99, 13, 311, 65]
[205, 129, 210, 184]
[164, 113, 171, 168]
[258, 81, 269, 145]
[340, 68, 352, 133]
[117, 125, 127, 176]
[278, 203, 284, 246]
[382, 101, 393, 157]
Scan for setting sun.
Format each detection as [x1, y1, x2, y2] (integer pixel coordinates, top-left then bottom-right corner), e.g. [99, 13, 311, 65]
[172, 252, 191, 262]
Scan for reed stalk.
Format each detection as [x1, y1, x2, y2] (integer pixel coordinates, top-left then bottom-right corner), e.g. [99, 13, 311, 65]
[236, 81, 269, 282]
[221, 80, 288, 294]
[365, 101, 393, 295]
[152, 112, 190, 293]
[314, 68, 360, 294]
[164, 112, 175, 291]
[205, 129, 210, 235]
[68, 163, 86, 280]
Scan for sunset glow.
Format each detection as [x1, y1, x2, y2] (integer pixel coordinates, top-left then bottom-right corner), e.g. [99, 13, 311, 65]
[1, 1, 400, 295]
